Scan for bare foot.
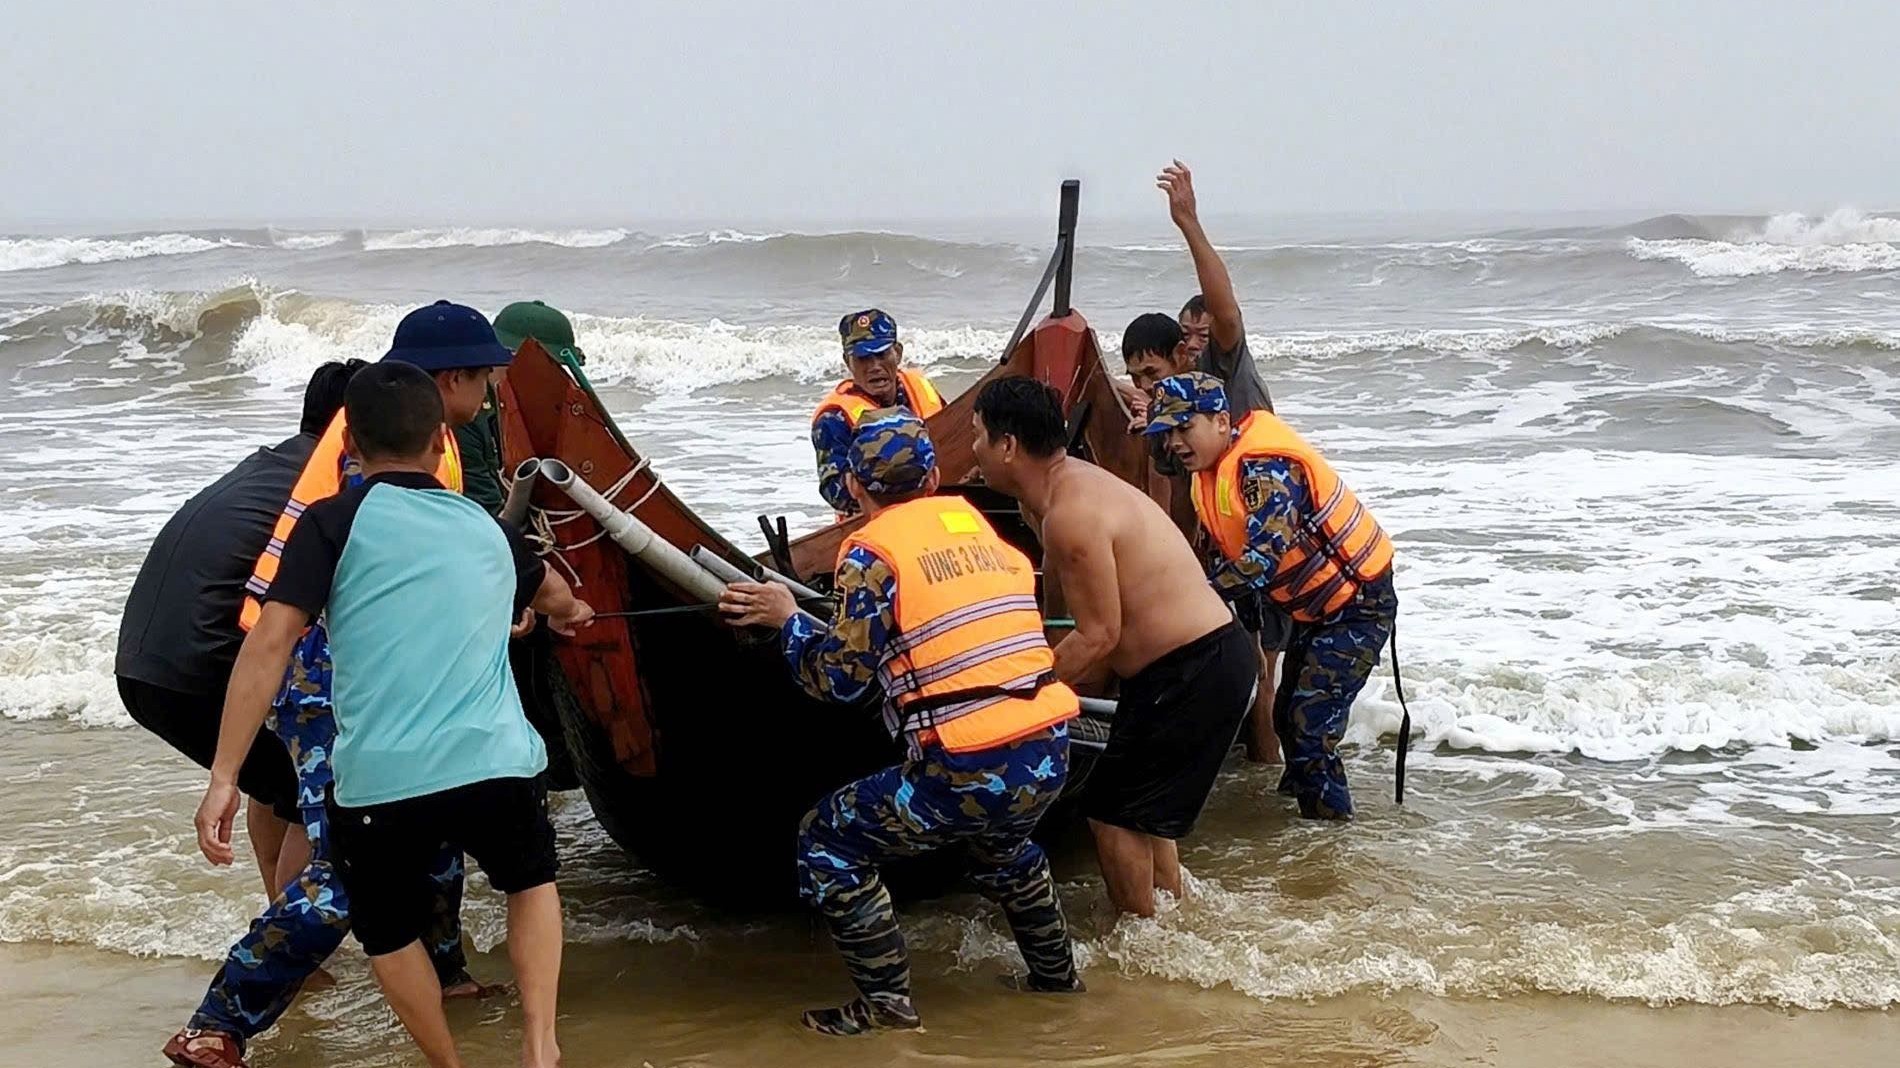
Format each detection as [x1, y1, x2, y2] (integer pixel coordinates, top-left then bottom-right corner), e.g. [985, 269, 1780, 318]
[521, 1036, 561, 1068]
[442, 974, 513, 1001]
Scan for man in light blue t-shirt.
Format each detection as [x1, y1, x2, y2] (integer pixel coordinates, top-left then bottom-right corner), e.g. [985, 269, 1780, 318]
[196, 361, 592, 1068]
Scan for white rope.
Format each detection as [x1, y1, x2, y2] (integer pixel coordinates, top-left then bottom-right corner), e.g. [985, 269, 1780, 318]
[524, 457, 659, 588]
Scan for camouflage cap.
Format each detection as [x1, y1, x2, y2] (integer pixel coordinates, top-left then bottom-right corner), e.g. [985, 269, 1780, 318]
[1142, 371, 1229, 435]
[849, 407, 936, 495]
[839, 308, 898, 359]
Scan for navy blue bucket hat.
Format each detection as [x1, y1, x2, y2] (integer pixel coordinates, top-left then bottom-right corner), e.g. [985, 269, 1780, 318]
[383, 300, 514, 371]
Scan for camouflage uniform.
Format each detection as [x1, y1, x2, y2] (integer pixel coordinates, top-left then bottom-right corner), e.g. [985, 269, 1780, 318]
[798, 726, 1074, 1009]
[187, 579, 472, 1043]
[1206, 449, 1396, 820]
[776, 409, 1079, 1028]
[1271, 576, 1396, 818]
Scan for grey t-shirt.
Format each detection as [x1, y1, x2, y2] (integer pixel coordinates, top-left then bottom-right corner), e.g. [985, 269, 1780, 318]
[1200, 331, 1273, 416]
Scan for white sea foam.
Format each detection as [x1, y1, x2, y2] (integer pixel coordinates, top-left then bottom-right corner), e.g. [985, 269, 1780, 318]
[34, 287, 1900, 405]
[573, 316, 1003, 389]
[1628, 208, 1900, 277]
[0, 234, 240, 273]
[1747, 208, 1900, 246]
[269, 229, 347, 250]
[909, 865, 1900, 1010]
[67, 285, 1012, 393]
[5, 297, 1900, 763]
[224, 303, 1003, 391]
[361, 227, 630, 251]
[645, 228, 785, 249]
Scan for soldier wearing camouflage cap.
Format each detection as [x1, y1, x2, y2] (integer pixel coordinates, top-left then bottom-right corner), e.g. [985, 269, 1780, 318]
[810, 309, 946, 519]
[1146, 372, 1400, 820]
[720, 408, 1084, 1034]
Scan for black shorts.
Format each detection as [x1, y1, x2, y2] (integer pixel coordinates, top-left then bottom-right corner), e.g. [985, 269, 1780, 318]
[117, 675, 300, 823]
[1229, 590, 1294, 652]
[329, 776, 559, 957]
[1085, 621, 1259, 839]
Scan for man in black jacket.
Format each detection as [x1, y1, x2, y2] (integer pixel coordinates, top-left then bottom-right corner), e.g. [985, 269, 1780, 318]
[116, 360, 360, 896]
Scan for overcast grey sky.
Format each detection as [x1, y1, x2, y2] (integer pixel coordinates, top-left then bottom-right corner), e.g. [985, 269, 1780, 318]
[3, 1, 1894, 226]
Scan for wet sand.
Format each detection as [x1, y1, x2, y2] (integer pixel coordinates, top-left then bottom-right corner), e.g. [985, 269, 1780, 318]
[6, 939, 1896, 1067]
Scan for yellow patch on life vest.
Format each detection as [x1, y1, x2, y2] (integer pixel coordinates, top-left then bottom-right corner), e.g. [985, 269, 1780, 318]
[940, 510, 980, 535]
[1216, 474, 1237, 517]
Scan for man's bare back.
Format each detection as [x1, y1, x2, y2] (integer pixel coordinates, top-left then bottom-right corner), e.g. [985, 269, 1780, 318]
[1037, 458, 1233, 679]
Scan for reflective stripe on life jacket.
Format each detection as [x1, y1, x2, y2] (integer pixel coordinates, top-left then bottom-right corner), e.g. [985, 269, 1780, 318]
[1192, 410, 1393, 624]
[812, 367, 945, 430]
[843, 495, 1077, 752]
[238, 408, 463, 630]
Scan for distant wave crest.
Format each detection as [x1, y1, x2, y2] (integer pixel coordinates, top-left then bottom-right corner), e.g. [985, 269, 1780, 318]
[0, 234, 241, 273]
[1627, 208, 1900, 277]
[362, 227, 632, 251]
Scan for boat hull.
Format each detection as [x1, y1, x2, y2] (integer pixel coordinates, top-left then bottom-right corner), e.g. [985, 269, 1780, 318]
[499, 314, 1155, 906]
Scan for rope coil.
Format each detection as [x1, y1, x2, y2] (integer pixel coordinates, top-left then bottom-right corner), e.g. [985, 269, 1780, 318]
[505, 457, 657, 589]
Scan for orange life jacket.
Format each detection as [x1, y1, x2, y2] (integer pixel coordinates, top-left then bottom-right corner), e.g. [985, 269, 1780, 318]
[814, 368, 945, 521]
[843, 495, 1077, 752]
[239, 408, 463, 630]
[1193, 411, 1393, 624]
[812, 367, 945, 429]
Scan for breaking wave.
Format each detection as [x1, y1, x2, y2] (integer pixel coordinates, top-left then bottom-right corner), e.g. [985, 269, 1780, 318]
[1, 284, 1012, 392]
[268, 229, 347, 250]
[1627, 209, 1900, 277]
[361, 227, 632, 251]
[9, 286, 1898, 401]
[644, 228, 785, 249]
[0, 234, 243, 273]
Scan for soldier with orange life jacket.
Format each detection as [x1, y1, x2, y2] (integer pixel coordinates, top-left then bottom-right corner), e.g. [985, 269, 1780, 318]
[721, 408, 1082, 1036]
[1145, 372, 1398, 820]
[811, 309, 944, 519]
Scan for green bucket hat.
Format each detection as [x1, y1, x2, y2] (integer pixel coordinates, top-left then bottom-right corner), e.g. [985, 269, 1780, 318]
[494, 300, 585, 365]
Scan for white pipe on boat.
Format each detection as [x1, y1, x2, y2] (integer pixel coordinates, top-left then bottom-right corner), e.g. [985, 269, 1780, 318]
[498, 458, 542, 526]
[538, 459, 728, 604]
[1077, 696, 1117, 717]
[689, 546, 825, 602]
[756, 563, 824, 600]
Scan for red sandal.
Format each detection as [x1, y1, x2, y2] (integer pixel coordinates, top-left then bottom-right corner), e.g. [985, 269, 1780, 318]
[163, 1028, 248, 1068]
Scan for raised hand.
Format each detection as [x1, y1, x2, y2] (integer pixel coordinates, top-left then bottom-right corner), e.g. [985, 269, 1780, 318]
[1157, 159, 1198, 228]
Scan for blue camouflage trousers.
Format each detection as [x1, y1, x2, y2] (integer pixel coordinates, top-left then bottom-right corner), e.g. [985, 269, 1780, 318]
[798, 724, 1078, 1011]
[1273, 574, 1398, 820]
[187, 625, 469, 1043]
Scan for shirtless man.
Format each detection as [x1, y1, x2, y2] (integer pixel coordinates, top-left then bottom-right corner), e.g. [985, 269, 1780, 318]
[970, 376, 1258, 916]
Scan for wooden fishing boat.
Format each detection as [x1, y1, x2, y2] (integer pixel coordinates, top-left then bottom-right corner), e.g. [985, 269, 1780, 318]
[497, 183, 1192, 906]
